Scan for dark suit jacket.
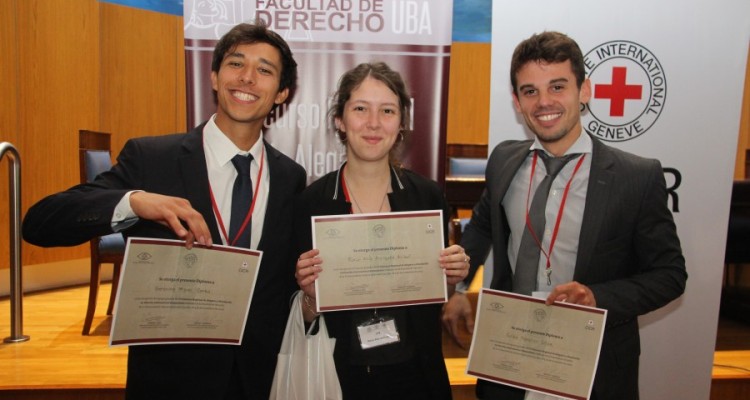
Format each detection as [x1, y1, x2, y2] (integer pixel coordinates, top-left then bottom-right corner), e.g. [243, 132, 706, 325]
[461, 136, 687, 400]
[294, 165, 453, 400]
[23, 123, 307, 400]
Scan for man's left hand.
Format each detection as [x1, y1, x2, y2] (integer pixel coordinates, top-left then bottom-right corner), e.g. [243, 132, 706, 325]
[546, 281, 596, 306]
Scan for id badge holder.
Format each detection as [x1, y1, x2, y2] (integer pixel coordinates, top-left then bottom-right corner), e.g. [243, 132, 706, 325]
[357, 310, 400, 350]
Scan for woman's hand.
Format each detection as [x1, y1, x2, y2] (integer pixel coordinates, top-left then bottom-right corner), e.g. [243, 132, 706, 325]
[295, 249, 322, 299]
[439, 244, 470, 285]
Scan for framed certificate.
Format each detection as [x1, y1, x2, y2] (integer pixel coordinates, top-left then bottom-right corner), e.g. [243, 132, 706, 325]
[110, 238, 261, 346]
[312, 210, 447, 312]
[467, 289, 607, 400]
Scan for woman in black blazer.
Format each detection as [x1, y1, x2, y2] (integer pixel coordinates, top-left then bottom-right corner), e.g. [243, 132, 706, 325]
[294, 62, 470, 400]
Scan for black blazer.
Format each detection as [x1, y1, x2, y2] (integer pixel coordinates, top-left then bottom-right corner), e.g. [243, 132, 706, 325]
[23, 123, 307, 400]
[461, 136, 687, 400]
[294, 165, 453, 400]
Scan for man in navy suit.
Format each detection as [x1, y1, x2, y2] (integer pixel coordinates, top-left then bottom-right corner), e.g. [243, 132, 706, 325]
[23, 23, 307, 400]
[442, 31, 687, 400]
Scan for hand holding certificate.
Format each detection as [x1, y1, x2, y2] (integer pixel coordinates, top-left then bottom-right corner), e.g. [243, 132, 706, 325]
[110, 238, 261, 346]
[312, 210, 447, 312]
[467, 289, 607, 400]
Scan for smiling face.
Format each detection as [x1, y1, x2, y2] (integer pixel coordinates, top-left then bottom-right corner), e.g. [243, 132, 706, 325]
[512, 60, 591, 155]
[336, 76, 402, 164]
[211, 42, 289, 143]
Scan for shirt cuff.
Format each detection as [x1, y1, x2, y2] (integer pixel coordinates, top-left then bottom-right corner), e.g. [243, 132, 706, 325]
[111, 190, 141, 231]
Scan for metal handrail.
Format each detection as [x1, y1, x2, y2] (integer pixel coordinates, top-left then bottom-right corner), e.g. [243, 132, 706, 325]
[1, 142, 29, 343]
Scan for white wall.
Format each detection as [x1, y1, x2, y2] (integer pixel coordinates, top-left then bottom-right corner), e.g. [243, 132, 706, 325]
[490, 1, 750, 398]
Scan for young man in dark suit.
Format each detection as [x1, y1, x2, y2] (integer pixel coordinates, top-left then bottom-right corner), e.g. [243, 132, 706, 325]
[23, 23, 307, 400]
[442, 31, 687, 399]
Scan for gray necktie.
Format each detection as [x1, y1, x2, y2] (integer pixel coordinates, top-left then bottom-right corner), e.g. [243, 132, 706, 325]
[513, 151, 579, 295]
[229, 154, 254, 248]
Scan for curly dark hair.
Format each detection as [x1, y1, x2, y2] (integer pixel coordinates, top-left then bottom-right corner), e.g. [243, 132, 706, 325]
[510, 31, 586, 95]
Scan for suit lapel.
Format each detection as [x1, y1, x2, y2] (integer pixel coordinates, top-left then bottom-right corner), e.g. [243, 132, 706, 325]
[486, 140, 531, 202]
[574, 138, 614, 279]
[178, 124, 222, 244]
[487, 141, 531, 289]
[257, 142, 291, 251]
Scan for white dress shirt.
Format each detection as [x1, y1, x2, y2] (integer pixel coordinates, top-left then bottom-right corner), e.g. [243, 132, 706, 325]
[201, 115, 269, 249]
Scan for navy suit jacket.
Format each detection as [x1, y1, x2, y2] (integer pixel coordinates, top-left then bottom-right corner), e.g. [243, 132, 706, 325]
[23, 123, 307, 400]
[461, 135, 687, 400]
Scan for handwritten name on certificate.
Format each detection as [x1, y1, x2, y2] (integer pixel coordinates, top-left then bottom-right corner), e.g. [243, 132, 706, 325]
[110, 238, 261, 346]
[467, 289, 607, 400]
[312, 210, 447, 312]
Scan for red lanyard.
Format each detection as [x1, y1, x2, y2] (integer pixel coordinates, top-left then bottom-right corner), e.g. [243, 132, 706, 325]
[209, 146, 264, 246]
[524, 151, 586, 280]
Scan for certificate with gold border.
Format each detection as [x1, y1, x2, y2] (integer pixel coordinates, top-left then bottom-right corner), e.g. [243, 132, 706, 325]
[110, 238, 261, 346]
[312, 210, 447, 312]
[467, 289, 607, 400]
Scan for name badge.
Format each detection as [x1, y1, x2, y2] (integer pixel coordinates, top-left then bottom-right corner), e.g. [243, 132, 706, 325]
[357, 317, 400, 349]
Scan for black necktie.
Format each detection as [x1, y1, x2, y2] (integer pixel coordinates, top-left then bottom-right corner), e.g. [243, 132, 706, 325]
[229, 154, 253, 248]
[513, 151, 579, 295]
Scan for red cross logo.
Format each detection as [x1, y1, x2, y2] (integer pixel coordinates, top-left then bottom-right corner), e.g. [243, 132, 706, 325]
[594, 67, 642, 117]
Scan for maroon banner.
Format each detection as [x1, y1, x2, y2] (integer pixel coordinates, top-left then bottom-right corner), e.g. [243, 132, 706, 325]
[184, 1, 453, 183]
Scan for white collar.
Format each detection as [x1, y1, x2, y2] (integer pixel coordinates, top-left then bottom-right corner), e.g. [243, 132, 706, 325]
[530, 131, 593, 157]
[204, 114, 265, 167]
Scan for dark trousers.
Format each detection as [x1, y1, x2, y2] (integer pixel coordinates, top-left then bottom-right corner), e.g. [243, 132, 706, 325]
[338, 358, 432, 400]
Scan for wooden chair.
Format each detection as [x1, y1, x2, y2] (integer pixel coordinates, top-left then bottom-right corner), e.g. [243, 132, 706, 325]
[444, 144, 488, 220]
[79, 130, 125, 335]
[445, 144, 488, 245]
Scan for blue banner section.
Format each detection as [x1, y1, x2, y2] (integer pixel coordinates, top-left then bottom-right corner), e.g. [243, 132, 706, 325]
[100, 0, 183, 16]
[453, 0, 491, 42]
